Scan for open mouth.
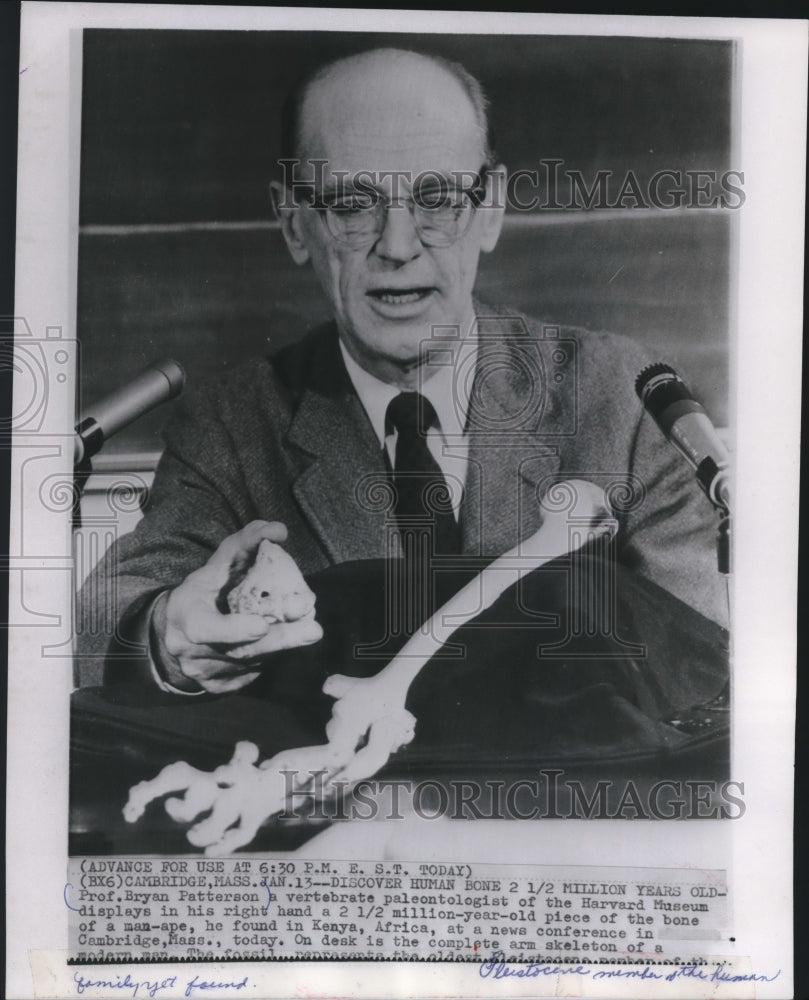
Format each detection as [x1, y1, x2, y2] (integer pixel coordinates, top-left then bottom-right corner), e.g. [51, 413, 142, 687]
[366, 287, 436, 305]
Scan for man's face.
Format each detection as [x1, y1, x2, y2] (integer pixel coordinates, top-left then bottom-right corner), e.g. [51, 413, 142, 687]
[275, 53, 505, 383]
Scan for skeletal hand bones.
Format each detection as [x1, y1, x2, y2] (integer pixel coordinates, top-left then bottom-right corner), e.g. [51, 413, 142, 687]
[123, 481, 615, 853]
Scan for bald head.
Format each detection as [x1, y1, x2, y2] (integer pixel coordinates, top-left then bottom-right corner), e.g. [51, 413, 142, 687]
[282, 48, 494, 171]
[271, 46, 506, 388]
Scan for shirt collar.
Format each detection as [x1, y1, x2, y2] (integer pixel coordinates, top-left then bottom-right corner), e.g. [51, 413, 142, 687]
[339, 336, 477, 446]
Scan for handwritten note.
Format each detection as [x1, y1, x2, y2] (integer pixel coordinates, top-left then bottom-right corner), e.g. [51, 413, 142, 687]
[73, 972, 250, 998]
[478, 951, 781, 985]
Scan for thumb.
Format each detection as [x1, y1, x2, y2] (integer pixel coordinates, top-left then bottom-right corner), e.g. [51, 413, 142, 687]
[207, 521, 289, 580]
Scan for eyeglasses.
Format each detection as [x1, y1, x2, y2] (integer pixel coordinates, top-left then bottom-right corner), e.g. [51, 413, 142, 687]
[294, 166, 492, 249]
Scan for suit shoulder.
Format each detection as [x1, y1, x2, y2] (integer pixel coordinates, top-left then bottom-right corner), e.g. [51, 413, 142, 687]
[479, 303, 655, 399]
[495, 305, 649, 362]
[173, 356, 278, 422]
[171, 321, 339, 422]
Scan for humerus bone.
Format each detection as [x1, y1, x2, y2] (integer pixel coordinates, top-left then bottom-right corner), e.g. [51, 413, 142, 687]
[320, 479, 616, 783]
[123, 481, 614, 853]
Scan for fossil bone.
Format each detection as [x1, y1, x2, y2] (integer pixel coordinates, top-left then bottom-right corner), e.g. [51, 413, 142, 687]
[123, 481, 615, 853]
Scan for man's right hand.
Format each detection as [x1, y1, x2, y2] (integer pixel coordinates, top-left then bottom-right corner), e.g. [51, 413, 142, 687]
[151, 521, 323, 694]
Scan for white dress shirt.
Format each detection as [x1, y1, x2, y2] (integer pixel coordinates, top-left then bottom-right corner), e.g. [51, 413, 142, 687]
[339, 338, 477, 518]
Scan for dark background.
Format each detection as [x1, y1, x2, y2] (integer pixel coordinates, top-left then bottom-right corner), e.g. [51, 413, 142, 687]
[79, 32, 732, 224]
[77, 30, 734, 456]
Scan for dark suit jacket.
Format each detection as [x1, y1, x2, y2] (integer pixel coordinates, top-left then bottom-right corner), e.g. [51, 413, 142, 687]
[75, 306, 727, 685]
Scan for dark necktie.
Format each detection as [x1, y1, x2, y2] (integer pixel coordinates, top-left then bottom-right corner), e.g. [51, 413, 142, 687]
[386, 391, 461, 558]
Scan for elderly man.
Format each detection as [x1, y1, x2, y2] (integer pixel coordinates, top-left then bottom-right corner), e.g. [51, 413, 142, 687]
[76, 47, 726, 698]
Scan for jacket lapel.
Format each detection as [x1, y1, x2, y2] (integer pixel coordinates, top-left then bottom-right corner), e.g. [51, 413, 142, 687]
[285, 329, 393, 563]
[284, 311, 570, 562]
[461, 313, 563, 555]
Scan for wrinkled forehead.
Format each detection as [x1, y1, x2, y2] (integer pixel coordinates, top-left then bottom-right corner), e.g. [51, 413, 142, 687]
[297, 55, 486, 183]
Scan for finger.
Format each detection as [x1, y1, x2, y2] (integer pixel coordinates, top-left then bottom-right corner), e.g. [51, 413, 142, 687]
[178, 660, 263, 693]
[322, 673, 357, 699]
[229, 617, 323, 660]
[183, 608, 270, 647]
[177, 654, 253, 676]
[207, 521, 289, 576]
[199, 670, 262, 695]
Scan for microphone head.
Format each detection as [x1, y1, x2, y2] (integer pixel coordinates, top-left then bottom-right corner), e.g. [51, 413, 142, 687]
[635, 362, 679, 401]
[635, 361, 700, 426]
[150, 358, 186, 397]
[635, 362, 728, 511]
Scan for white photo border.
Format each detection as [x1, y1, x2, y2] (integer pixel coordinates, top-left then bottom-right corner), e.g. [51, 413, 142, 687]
[9, 5, 805, 998]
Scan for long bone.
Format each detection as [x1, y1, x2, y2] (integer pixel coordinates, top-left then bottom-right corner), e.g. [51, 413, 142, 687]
[320, 479, 616, 786]
[123, 480, 615, 854]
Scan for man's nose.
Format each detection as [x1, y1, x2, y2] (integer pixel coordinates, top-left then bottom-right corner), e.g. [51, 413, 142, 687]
[373, 203, 423, 262]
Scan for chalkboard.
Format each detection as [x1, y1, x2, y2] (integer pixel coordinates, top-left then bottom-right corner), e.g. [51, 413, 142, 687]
[77, 31, 733, 459]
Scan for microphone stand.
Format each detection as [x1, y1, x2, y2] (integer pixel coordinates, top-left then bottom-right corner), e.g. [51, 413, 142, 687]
[702, 507, 732, 709]
[71, 444, 97, 687]
[666, 498, 731, 733]
[72, 448, 93, 532]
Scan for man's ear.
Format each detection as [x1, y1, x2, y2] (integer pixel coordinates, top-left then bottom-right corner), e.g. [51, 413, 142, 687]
[478, 164, 507, 254]
[269, 181, 310, 265]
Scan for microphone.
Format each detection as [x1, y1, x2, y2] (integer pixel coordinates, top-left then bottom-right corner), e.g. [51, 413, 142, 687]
[74, 358, 185, 464]
[635, 362, 730, 511]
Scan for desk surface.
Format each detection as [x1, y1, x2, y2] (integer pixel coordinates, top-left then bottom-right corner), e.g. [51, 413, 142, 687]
[70, 558, 729, 856]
